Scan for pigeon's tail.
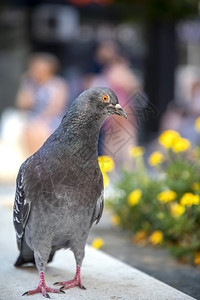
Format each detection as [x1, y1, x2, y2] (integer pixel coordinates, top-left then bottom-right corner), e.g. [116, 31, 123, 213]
[14, 240, 35, 267]
[14, 253, 35, 266]
[14, 239, 56, 267]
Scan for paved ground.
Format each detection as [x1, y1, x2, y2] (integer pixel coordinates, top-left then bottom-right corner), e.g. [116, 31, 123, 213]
[89, 211, 200, 300]
[1, 202, 195, 300]
[0, 185, 199, 299]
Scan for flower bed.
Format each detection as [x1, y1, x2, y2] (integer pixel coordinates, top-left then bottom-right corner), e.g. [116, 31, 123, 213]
[107, 123, 200, 265]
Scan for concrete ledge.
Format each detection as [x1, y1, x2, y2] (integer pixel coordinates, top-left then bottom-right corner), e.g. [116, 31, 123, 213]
[0, 206, 195, 300]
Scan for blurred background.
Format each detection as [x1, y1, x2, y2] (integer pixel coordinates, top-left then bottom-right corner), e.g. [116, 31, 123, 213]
[0, 0, 199, 183]
[1, 1, 200, 298]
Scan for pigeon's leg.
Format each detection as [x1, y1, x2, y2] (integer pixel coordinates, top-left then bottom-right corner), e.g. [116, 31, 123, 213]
[23, 272, 64, 298]
[23, 251, 64, 298]
[54, 244, 86, 290]
[54, 264, 85, 290]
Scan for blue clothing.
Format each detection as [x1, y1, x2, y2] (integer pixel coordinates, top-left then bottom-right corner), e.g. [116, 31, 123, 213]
[22, 76, 67, 131]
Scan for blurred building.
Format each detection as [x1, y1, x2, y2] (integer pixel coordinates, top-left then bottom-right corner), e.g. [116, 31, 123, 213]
[0, 0, 199, 144]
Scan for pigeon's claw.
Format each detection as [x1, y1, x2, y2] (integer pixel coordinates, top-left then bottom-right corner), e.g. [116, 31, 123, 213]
[55, 265, 86, 290]
[22, 286, 63, 298]
[59, 278, 86, 290]
[22, 272, 64, 298]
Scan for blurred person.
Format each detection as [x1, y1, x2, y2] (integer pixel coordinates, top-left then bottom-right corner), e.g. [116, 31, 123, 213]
[87, 41, 141, 164]
[94, 40, 120, 71]
[83, 40, 121, 90]
[16, 53, 69, 156]
[160, 66, 200, 145]
[103, 59, 141, 165]
[188, 78, 200, 115]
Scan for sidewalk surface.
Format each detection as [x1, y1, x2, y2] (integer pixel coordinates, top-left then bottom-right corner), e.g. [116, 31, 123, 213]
[89, 210, 200, 299]
[0, 187, 195, 300]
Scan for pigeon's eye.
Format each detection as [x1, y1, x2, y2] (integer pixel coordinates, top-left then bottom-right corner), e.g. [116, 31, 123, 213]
[102, 95, 109, 102]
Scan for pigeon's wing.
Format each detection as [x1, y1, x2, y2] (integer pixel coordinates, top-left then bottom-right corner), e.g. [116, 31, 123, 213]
[13, 160, 31, 249]
[91, 190, 104, 225]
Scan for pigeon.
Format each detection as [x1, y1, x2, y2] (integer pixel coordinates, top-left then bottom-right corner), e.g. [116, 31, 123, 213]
[13, 87, 128, 298]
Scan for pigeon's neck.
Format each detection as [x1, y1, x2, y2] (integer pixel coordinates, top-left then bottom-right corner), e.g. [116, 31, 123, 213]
[60, 112, 104, 156]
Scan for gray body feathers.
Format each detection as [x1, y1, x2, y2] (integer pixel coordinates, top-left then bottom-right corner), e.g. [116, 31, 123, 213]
[13, 87, 126, 274]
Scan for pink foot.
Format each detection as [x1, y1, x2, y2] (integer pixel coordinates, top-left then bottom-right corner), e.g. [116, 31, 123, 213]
[22, 272, 64, 298]
[54, 265, 86, 290]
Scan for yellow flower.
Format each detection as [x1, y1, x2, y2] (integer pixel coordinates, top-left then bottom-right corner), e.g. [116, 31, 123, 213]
[98, 156, 114, 187]
[98, 156, 114, 173]
[157, 190, 177, 203]
[111, 215, 120, 226]
[148, 151, 164, 166]
[159, 130, 190, 152]
[180, 193, 200, 207]
[170, 203, 185, 217]
[133, 230, 147, 244]
[129, 146, 144, 158]
[195, 117, 200, 133]
[149, 231, 163, 245]
[192, 182, 200, 191]
[193, 195, 200, 205]
[194, 252, 200, 265]
[102, 172, 109, 188]
[159, 130, 180, 148]
[172, 137, 190, 152]
[91, 238, 104, 249]
[128, 189, 142, 206]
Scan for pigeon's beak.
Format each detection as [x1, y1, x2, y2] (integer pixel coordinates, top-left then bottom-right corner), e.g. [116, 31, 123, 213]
[107, 103, 128, 119]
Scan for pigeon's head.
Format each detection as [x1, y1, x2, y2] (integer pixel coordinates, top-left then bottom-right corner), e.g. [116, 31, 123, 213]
[75, 87, 128, 121]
